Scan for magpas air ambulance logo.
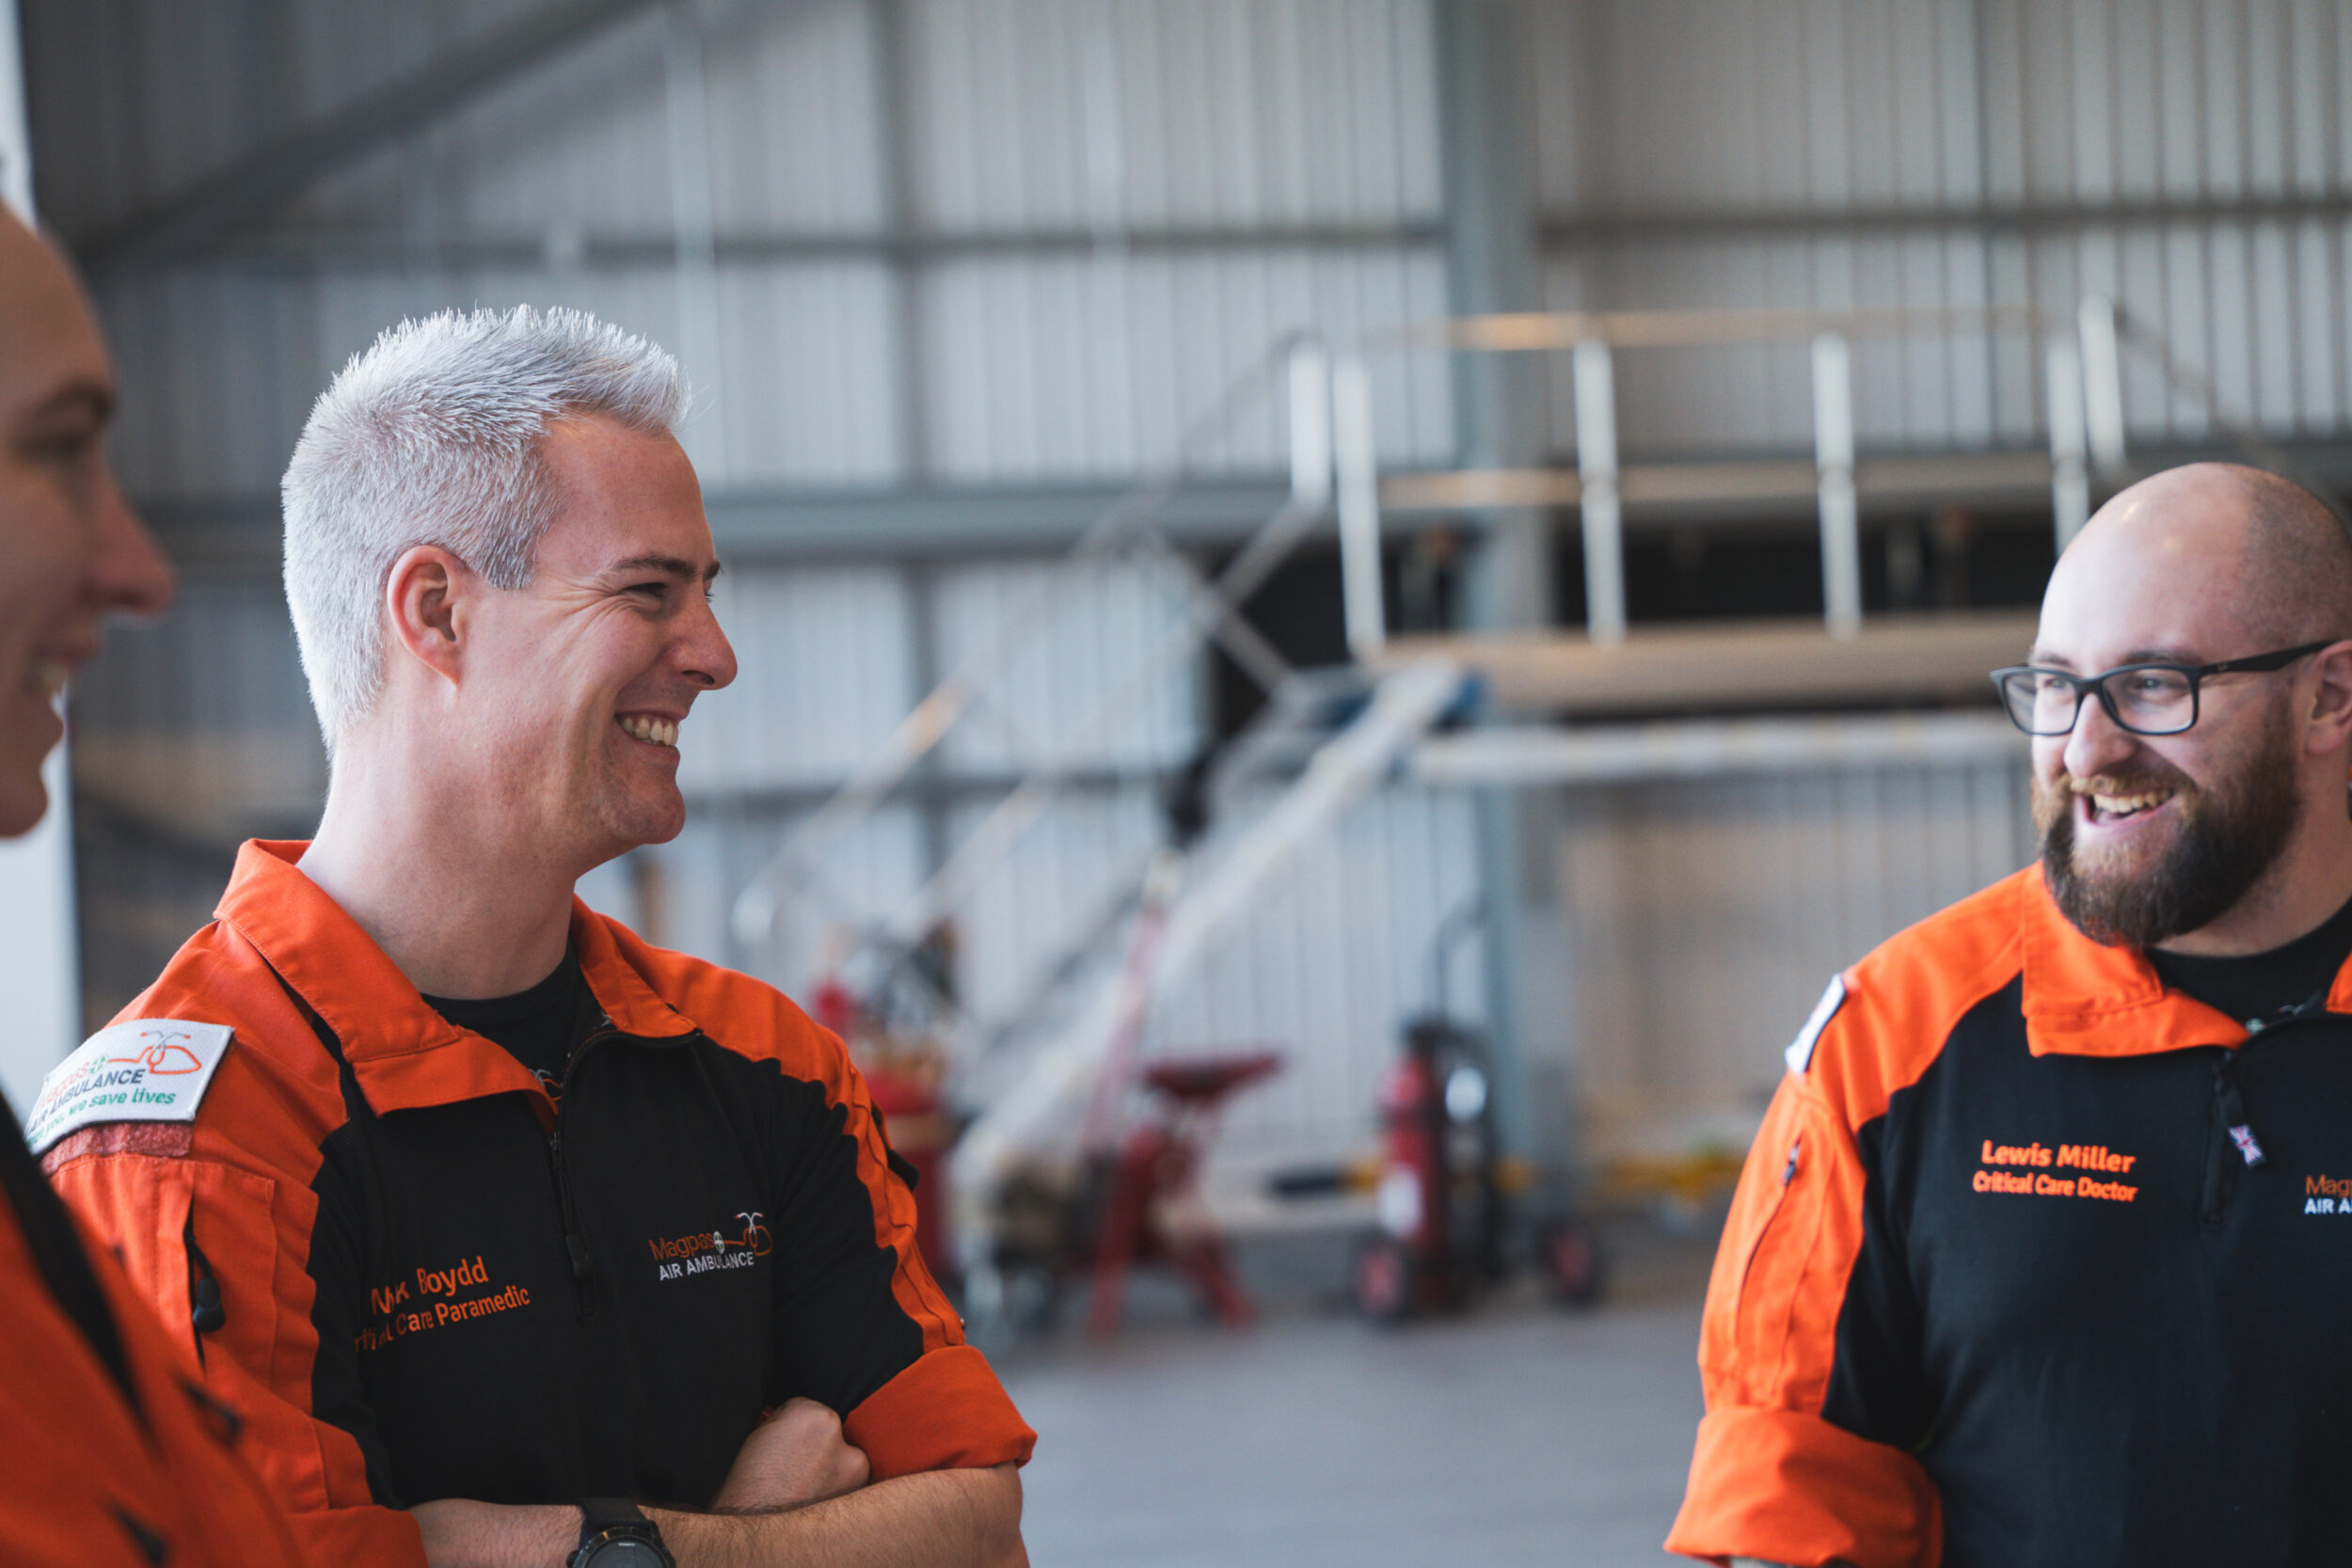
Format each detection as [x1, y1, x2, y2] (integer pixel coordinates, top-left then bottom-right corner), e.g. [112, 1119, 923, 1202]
[24, 1020, 232, 1154]
[649, 1212, 772, 1281]
[2302, 1174, 2352, 1215]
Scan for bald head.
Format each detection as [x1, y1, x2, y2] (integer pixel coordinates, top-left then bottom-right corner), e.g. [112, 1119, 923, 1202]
[2062, 463, 2352, 652]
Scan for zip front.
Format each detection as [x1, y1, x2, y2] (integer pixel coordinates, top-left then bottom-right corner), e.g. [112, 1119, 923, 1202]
[545, 1020, 620, 1325]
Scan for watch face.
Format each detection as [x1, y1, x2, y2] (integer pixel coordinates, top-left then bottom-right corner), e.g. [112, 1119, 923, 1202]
[581, 1536, 669, 1567]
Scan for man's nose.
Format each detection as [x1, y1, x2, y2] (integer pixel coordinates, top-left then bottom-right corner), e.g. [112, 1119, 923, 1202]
[87, 468, 174, 619]
[2059, 683, 2137, 779]
[678, 590, 737, 691]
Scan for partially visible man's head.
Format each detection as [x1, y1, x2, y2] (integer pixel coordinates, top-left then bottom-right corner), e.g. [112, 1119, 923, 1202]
[281, 306, 688, 752]
[2030, 462, 2352, 947]
[0, 211, 172, 838]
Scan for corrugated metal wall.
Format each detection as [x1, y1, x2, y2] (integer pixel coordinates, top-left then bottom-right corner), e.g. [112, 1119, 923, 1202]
[1549, 752, 2037, 1162]
[1530, 0, 2352, 458]
[53, 0, 1452, 499]
[37, 0, 2350, 1173]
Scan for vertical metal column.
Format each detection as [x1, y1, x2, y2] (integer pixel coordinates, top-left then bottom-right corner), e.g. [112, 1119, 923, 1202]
[0, 0, 26, 216]
[1333, 355, 1386, 659]
[2078, 295, 2128, 482]
[1811, 332, 1863, 638]
[662, 0, 726, 475]
[1288, 341, 1333, 510]
[2046, 335, 2090, 550]
[1436, 0, 1549, 1168]
[1571, 340, 1625, 643]
[871, 0, 930, 482]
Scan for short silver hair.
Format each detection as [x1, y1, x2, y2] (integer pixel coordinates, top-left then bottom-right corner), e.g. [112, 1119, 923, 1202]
[281, 305, 685, 750]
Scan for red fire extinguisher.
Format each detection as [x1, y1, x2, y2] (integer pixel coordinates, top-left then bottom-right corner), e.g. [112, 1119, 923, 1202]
[1353, 1021, 1468, 1320]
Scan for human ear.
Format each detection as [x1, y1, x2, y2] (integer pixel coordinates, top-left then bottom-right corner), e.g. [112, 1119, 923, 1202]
[2302, 640, 2352, 757]
[383, 545, 473, 687]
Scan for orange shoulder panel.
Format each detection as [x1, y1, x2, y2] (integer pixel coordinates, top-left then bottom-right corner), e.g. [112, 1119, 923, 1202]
[48, 916, 422, 1565]
[1670, 868, 2027, 1566]
[1809, 867, 2032, 1131]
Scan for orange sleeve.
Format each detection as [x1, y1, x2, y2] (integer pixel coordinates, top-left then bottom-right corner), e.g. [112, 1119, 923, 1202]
[1662, 1073, 1941, 1568]
[51, 1151, 428, 1568]
[0, 1163, 316, 1568]
[844, 1344, 1038, 1479]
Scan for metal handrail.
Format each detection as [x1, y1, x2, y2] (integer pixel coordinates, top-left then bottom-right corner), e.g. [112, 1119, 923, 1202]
[1378, 301, 2055, 353]
[1328, 297, 2132, 657]
[730, 293, 2326, 1061]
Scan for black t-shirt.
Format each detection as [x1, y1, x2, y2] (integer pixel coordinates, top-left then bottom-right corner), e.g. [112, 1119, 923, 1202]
[2148, 891, 2352, 1029]
[422, 947, 598, 1094]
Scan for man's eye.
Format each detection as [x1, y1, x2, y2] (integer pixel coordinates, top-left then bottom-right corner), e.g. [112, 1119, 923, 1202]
[23, 428, 95, 465]
[628, 581, 668, 598]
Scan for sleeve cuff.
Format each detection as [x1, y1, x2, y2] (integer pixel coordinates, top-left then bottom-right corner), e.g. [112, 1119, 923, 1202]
[1664, 1406, 1941, 1568]
[290, 1504, 427, 1568]
[844, 1345, 1037, 1479]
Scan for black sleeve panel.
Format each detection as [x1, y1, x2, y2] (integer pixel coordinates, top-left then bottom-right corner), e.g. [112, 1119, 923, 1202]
[1820, 1112, 1939, 1451]
[307, 1121, 405, 1510]
[294, 985, 405, 1513]
[1820, 978, 2025, 1458]
[755, 1066, 926, 1417]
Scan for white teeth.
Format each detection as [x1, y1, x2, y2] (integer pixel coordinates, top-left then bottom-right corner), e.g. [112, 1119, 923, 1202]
[618, 715, 678, 747]
[2090, 791, 2168, 817]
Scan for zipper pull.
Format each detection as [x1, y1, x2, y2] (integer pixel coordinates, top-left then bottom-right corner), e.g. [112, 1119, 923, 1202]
[566, 1232, 595, 1285]
[2217, 1062, 2266, 1168]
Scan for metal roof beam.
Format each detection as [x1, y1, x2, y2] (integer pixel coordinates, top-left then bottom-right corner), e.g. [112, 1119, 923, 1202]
[72, 0, 671, 273]
[120, 218, 1444, 273]
[1539, 192, 2352, 247]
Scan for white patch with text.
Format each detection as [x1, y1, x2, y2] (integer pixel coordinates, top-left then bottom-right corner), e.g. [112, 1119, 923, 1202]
[24, 1020, 232, 1154]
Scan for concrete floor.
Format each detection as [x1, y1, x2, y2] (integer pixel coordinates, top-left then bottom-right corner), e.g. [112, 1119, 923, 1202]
[993, 1229, 1709, 1567]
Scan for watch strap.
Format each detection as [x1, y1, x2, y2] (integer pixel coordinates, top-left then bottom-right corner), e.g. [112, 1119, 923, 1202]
[570, 1499, 671, 1568]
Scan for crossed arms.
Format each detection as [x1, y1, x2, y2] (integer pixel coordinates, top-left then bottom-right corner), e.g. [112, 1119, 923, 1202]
[411, 1397, 1025, 1568]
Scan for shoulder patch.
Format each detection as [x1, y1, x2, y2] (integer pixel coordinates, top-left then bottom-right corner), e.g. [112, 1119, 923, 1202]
[24, 1020, 233, 1155]
[1784, 974, 1847, 1077]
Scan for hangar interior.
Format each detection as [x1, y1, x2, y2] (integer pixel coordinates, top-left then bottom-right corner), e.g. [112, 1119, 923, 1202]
[18, 2, 2352, 1560]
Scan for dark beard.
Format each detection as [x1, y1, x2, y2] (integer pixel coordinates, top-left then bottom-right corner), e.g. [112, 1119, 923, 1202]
[2037, 701, 2303, 949]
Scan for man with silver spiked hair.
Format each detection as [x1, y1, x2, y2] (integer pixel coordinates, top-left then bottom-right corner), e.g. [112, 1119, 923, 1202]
[52, 305, 1034, 1568]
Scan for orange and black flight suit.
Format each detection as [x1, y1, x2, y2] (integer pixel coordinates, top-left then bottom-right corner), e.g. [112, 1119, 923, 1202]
[0, 1090, 309, 1567]
[48, 840, 1034, 1567]
[1669, 864, 2352, 1568]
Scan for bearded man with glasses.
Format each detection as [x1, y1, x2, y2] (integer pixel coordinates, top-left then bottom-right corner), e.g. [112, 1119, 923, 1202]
[1669, 462, 2352, 1568]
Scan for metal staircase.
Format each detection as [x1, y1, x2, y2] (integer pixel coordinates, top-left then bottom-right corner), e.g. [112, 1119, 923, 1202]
[724, 294, 2322, 1266]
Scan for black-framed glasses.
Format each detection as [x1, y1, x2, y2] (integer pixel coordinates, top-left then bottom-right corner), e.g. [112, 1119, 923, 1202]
[1991, 641, 2335, 736]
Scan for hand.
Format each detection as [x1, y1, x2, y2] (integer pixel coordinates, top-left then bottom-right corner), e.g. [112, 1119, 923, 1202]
[710, 1398, 871, 1513]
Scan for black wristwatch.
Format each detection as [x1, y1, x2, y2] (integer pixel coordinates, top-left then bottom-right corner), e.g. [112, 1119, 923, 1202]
[568, 1499, 673, 1568]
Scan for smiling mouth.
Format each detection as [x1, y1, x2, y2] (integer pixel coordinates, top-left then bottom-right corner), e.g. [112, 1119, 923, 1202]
[2075, 784, 2174, 824]
[617, 714, 679, 748]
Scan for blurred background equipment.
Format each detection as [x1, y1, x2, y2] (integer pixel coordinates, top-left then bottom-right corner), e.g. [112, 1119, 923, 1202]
[26, 2, 2352, 1558]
